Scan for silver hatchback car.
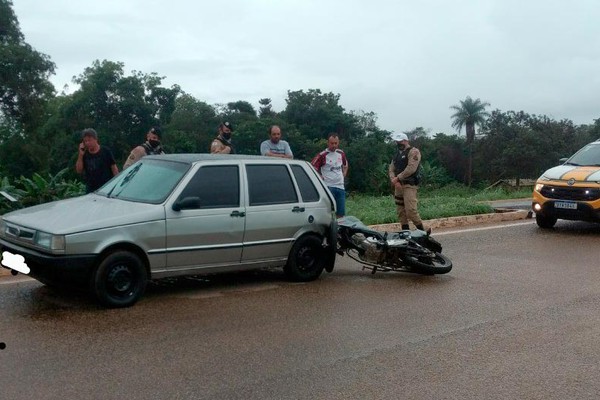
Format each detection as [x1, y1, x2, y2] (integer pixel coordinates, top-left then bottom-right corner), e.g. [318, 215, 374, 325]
[0, 154, 337, 307]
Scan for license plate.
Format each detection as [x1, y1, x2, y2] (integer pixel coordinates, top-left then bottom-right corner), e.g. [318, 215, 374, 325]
[554, 201, 577, 210]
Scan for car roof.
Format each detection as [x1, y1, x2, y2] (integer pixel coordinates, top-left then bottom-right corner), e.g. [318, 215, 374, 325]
[144, 153, 305, 164]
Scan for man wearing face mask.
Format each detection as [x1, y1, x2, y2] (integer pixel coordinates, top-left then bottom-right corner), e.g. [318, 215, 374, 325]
[388, 132, 426, 232]
[123, 126, 165, 170]
[210, 121, 235, 154]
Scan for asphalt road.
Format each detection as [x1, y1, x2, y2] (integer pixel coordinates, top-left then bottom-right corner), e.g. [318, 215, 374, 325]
[1, 219, 600, 399]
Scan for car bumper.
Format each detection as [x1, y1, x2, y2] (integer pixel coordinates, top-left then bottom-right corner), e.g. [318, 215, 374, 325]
[532, 199, 600, 222]
[0, 238, 97, 287]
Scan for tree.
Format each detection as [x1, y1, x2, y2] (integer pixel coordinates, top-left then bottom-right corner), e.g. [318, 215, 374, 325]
[450, 96, 490, 186]
[165, 93, 217, 152]
[0, 0, 55, 131]
[63, 60, 180, 161]
[282, 89, 353, 141]
[345, 131, 394, 194]
[476, 110, 579, 184]
[258, 98, 276, 119]
[0, 0, 55, 129]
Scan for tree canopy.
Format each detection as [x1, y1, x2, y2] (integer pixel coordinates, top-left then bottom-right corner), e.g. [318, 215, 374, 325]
[1, 0, 600, 195]
[0, 0, 55, 131]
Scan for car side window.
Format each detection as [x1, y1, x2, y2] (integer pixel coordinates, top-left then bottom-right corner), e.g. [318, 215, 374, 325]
[178, 165, 240, 208]
[291, 165, 320, 203]
[247, 165, 298, 206]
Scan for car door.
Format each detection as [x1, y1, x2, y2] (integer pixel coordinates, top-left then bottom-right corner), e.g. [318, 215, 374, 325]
[241, 163, 307, 262]
[165, 164, 245, 271]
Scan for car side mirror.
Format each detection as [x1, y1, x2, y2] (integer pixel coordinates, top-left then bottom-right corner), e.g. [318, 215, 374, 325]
[559, 157, 568, 164]
[172, 196, 201, 211]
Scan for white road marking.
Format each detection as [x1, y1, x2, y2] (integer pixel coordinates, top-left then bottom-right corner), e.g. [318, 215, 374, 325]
[434, 220, 535, 236]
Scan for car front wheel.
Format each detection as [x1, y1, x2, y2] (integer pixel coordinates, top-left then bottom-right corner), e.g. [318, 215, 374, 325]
[91, 251, 147, 308]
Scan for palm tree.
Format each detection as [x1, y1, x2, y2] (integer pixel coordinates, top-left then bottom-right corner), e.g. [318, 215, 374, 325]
[450, 96, 490, 186]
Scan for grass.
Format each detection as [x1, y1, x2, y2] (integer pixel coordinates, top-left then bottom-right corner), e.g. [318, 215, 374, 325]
[346, 185, 533, 225]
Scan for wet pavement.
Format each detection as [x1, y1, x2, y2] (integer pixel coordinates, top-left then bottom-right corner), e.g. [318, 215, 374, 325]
[2, 219, 600, 399]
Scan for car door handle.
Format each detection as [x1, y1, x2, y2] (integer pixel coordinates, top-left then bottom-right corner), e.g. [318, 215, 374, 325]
[230, 210, 246, 217]
[292, 206, 305, 213]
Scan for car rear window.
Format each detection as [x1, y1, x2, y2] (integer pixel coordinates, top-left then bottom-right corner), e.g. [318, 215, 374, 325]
[291, 165, 320, 202]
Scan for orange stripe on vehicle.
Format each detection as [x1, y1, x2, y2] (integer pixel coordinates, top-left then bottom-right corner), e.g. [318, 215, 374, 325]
[560, 167, 599, 181]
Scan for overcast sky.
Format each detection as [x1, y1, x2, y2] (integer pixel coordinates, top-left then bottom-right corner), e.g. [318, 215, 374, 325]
[12, 0, 600, 135]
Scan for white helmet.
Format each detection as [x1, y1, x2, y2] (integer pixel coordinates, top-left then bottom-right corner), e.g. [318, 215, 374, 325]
[391, 132, 409, 142]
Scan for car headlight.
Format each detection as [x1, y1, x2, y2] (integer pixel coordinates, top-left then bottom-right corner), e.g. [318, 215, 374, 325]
[34, 231, 65, 251]
[535, 183, 544, 192]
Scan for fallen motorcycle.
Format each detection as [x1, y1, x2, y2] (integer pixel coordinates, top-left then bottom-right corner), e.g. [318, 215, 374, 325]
[336, 216, 452, 275]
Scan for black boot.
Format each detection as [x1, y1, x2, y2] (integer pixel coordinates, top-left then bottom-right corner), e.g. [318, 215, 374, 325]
[401, 224, 410, 230]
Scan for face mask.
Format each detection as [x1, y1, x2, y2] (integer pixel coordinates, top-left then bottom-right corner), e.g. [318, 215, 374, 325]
[222, 132, 231, 140]
[397, 142, 406, 150]
[149, 139, 161, 148]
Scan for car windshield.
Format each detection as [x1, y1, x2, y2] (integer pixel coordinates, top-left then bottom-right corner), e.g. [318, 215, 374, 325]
[96, 159, 190, 203]
[566, 143, 600, 166]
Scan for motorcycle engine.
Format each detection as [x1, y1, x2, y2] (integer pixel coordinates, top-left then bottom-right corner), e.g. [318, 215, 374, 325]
[351, 233, 383, 263]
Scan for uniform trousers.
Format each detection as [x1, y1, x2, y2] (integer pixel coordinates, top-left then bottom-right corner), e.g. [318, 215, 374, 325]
[393, 184, 422, 227]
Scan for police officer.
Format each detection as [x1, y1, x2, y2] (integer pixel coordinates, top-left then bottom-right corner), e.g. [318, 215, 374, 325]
[210, 121, 235, 154]
[388, 132, 426, 231]
[123, 126, 165, 170]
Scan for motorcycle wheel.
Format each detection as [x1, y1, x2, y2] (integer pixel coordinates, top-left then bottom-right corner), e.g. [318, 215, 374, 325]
[404, 252, 452, 275]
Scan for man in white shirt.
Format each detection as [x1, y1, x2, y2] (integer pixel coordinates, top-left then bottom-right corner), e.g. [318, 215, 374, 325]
[311, 133, 349, 218]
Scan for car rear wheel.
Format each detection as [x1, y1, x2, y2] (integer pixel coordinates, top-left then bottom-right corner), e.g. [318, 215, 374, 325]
[284, 235, 325, 282]
[535, 213, 557, 229]
[91, 251, 147, 308]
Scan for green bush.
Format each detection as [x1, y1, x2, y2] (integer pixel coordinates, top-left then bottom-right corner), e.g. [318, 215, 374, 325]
[0, 169, 84, 215]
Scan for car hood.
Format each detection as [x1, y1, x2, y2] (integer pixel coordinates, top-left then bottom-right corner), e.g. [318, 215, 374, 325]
[2, 194, 165, 234]
[541, 165, 600, 183]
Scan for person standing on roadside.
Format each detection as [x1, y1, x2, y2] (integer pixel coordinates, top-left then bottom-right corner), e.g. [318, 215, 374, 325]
[210, 121, 235, 154]
[123, 126, 165, 170]
[75, 128, 119, 193]
[311, 133, 349, 218]
[388, 132, 426, 231]
[260, 125, 293, 158]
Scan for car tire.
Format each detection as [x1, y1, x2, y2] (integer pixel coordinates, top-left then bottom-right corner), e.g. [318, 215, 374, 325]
[535, 213, 557, 229]
[284, 235, 325, 282]
[91, 251, 147, 308]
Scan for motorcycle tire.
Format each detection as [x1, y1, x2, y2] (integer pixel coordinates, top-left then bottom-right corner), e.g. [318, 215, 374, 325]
[404, 252, 452, 275]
